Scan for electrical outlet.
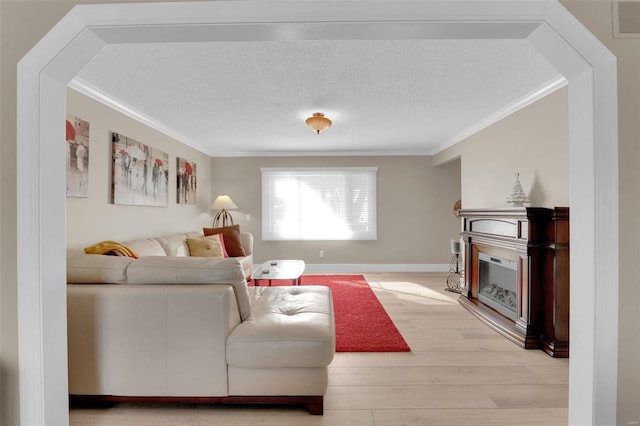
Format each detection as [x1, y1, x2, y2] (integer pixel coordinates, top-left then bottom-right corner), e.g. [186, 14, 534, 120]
[319, 250, 324, 258]
[627, 421, 639, 425]
[245, 214, 251, 221]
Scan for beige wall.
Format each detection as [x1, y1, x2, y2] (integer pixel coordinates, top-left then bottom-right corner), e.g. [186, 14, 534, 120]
[211, 156, 461, 266]
[559, 1, 640, 424]
[66, 88, 213, 246]
[434, 86, 569, 209]
[1, 1, 638, 426]
[65, 87, 463, 259]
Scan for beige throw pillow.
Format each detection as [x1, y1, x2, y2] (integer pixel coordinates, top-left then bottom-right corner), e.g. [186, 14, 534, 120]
[186, 235, 225, 258]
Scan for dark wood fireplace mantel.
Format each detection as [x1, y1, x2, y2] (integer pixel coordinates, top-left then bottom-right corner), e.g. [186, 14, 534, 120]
[458, 207, 569, 358]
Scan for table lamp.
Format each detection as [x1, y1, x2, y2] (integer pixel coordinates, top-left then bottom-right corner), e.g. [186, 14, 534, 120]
[211, 195, 238, 228]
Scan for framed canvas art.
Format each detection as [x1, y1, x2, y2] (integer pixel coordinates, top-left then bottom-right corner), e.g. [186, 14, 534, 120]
[111, 132, 169, 207]
[176, 157, 197, 205]
[66, 115, 90, 197]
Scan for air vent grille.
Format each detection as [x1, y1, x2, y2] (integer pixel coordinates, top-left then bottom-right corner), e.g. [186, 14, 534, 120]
[614, 0, 640, 38]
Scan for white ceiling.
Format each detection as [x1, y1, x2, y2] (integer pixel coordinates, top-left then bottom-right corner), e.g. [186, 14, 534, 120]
[71, 38, 564, 157]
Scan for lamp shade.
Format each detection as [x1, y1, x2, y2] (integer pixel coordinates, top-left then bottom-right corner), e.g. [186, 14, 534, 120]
[210, 195, 238, 211]
[305, 112, 332, 134]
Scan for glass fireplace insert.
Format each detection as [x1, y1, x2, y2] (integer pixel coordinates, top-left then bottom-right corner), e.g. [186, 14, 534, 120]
[478, 252, 518, 321]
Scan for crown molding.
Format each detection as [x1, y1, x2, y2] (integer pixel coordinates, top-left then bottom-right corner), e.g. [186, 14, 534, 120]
[209, 149, 434, 157]
[69, 74, 566, 159]
[433, 75, 568, 155]
[67, 78, 439, 158]
[67, 77, 210, 155]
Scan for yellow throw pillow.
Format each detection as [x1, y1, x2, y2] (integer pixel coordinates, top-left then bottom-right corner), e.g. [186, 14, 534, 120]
[186, 235, 225, 258]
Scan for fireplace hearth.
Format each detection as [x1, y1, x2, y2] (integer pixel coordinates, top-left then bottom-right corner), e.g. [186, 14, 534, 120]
[458, 208, 569, 358]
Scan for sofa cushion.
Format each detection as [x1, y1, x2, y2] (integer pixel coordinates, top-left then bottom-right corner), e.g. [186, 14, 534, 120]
[126, 256, 252, 320]
[155, 231, 202, 257]
[67, 254, 135, 284]
[121, 237, 166, 257]
[227, 286, 335, 368]
[186, 235, 225, 258]
[203, 225, 246, 257]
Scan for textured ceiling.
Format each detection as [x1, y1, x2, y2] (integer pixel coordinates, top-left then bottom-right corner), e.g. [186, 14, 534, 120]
[72, 39, 563, 156]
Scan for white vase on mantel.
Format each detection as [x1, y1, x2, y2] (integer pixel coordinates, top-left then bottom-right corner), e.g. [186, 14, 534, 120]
[506, 173, 531, 207]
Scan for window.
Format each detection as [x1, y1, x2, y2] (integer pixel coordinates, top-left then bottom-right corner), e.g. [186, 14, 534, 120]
[261, 167, 377, 241]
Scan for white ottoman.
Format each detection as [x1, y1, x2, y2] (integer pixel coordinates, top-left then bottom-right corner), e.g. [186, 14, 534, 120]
[226, 285, 335, 414]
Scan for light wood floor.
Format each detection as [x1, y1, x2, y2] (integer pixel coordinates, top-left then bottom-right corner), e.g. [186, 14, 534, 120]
[69, 272, 568, 426]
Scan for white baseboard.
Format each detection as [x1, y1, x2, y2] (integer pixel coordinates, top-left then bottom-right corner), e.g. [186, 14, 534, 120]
[272, 264, 450, 273]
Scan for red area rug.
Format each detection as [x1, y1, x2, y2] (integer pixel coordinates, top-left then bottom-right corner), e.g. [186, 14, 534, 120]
[264, 274, 410, 352]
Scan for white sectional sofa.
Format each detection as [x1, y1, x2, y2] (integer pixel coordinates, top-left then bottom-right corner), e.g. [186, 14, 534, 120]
[66, 231, 335, 414]
[68, 230, 255, 280]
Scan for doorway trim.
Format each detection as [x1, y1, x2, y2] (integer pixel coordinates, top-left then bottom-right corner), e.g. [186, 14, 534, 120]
[16, 2, 618, 425]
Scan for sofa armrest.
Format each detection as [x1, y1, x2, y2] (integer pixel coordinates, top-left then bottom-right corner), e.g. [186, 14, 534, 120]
[241, 232, 253, 256]
[67, 254, 135, 284]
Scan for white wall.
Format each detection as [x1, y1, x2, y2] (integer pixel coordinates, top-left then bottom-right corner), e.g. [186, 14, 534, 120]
[434, 86, 569, 209]
[66, 88, 213, 246]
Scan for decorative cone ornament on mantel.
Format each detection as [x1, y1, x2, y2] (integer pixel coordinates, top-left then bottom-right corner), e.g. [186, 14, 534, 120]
[506, 173, 531, 207]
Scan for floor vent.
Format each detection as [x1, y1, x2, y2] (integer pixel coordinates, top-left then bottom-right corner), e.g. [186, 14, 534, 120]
[614, 0, 640, 38]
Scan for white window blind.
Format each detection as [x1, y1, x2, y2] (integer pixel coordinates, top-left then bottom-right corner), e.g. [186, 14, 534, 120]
[261, 167, 377, 241]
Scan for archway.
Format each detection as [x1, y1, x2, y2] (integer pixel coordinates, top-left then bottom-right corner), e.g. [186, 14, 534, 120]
[16, 2, 618, 425]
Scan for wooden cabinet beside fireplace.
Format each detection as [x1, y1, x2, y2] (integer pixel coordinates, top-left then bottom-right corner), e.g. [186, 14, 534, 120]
[458, 207, 569, 358]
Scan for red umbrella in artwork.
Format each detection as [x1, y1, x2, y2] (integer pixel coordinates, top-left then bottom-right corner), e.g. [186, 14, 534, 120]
[119, 149, 127, 155]
[184, 162, 193, 175]
[155, 158, 163, 166]
[66, 120, 76, 141]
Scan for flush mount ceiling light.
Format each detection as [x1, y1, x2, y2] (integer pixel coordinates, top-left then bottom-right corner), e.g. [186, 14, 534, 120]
[305, 112, 332, 134]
